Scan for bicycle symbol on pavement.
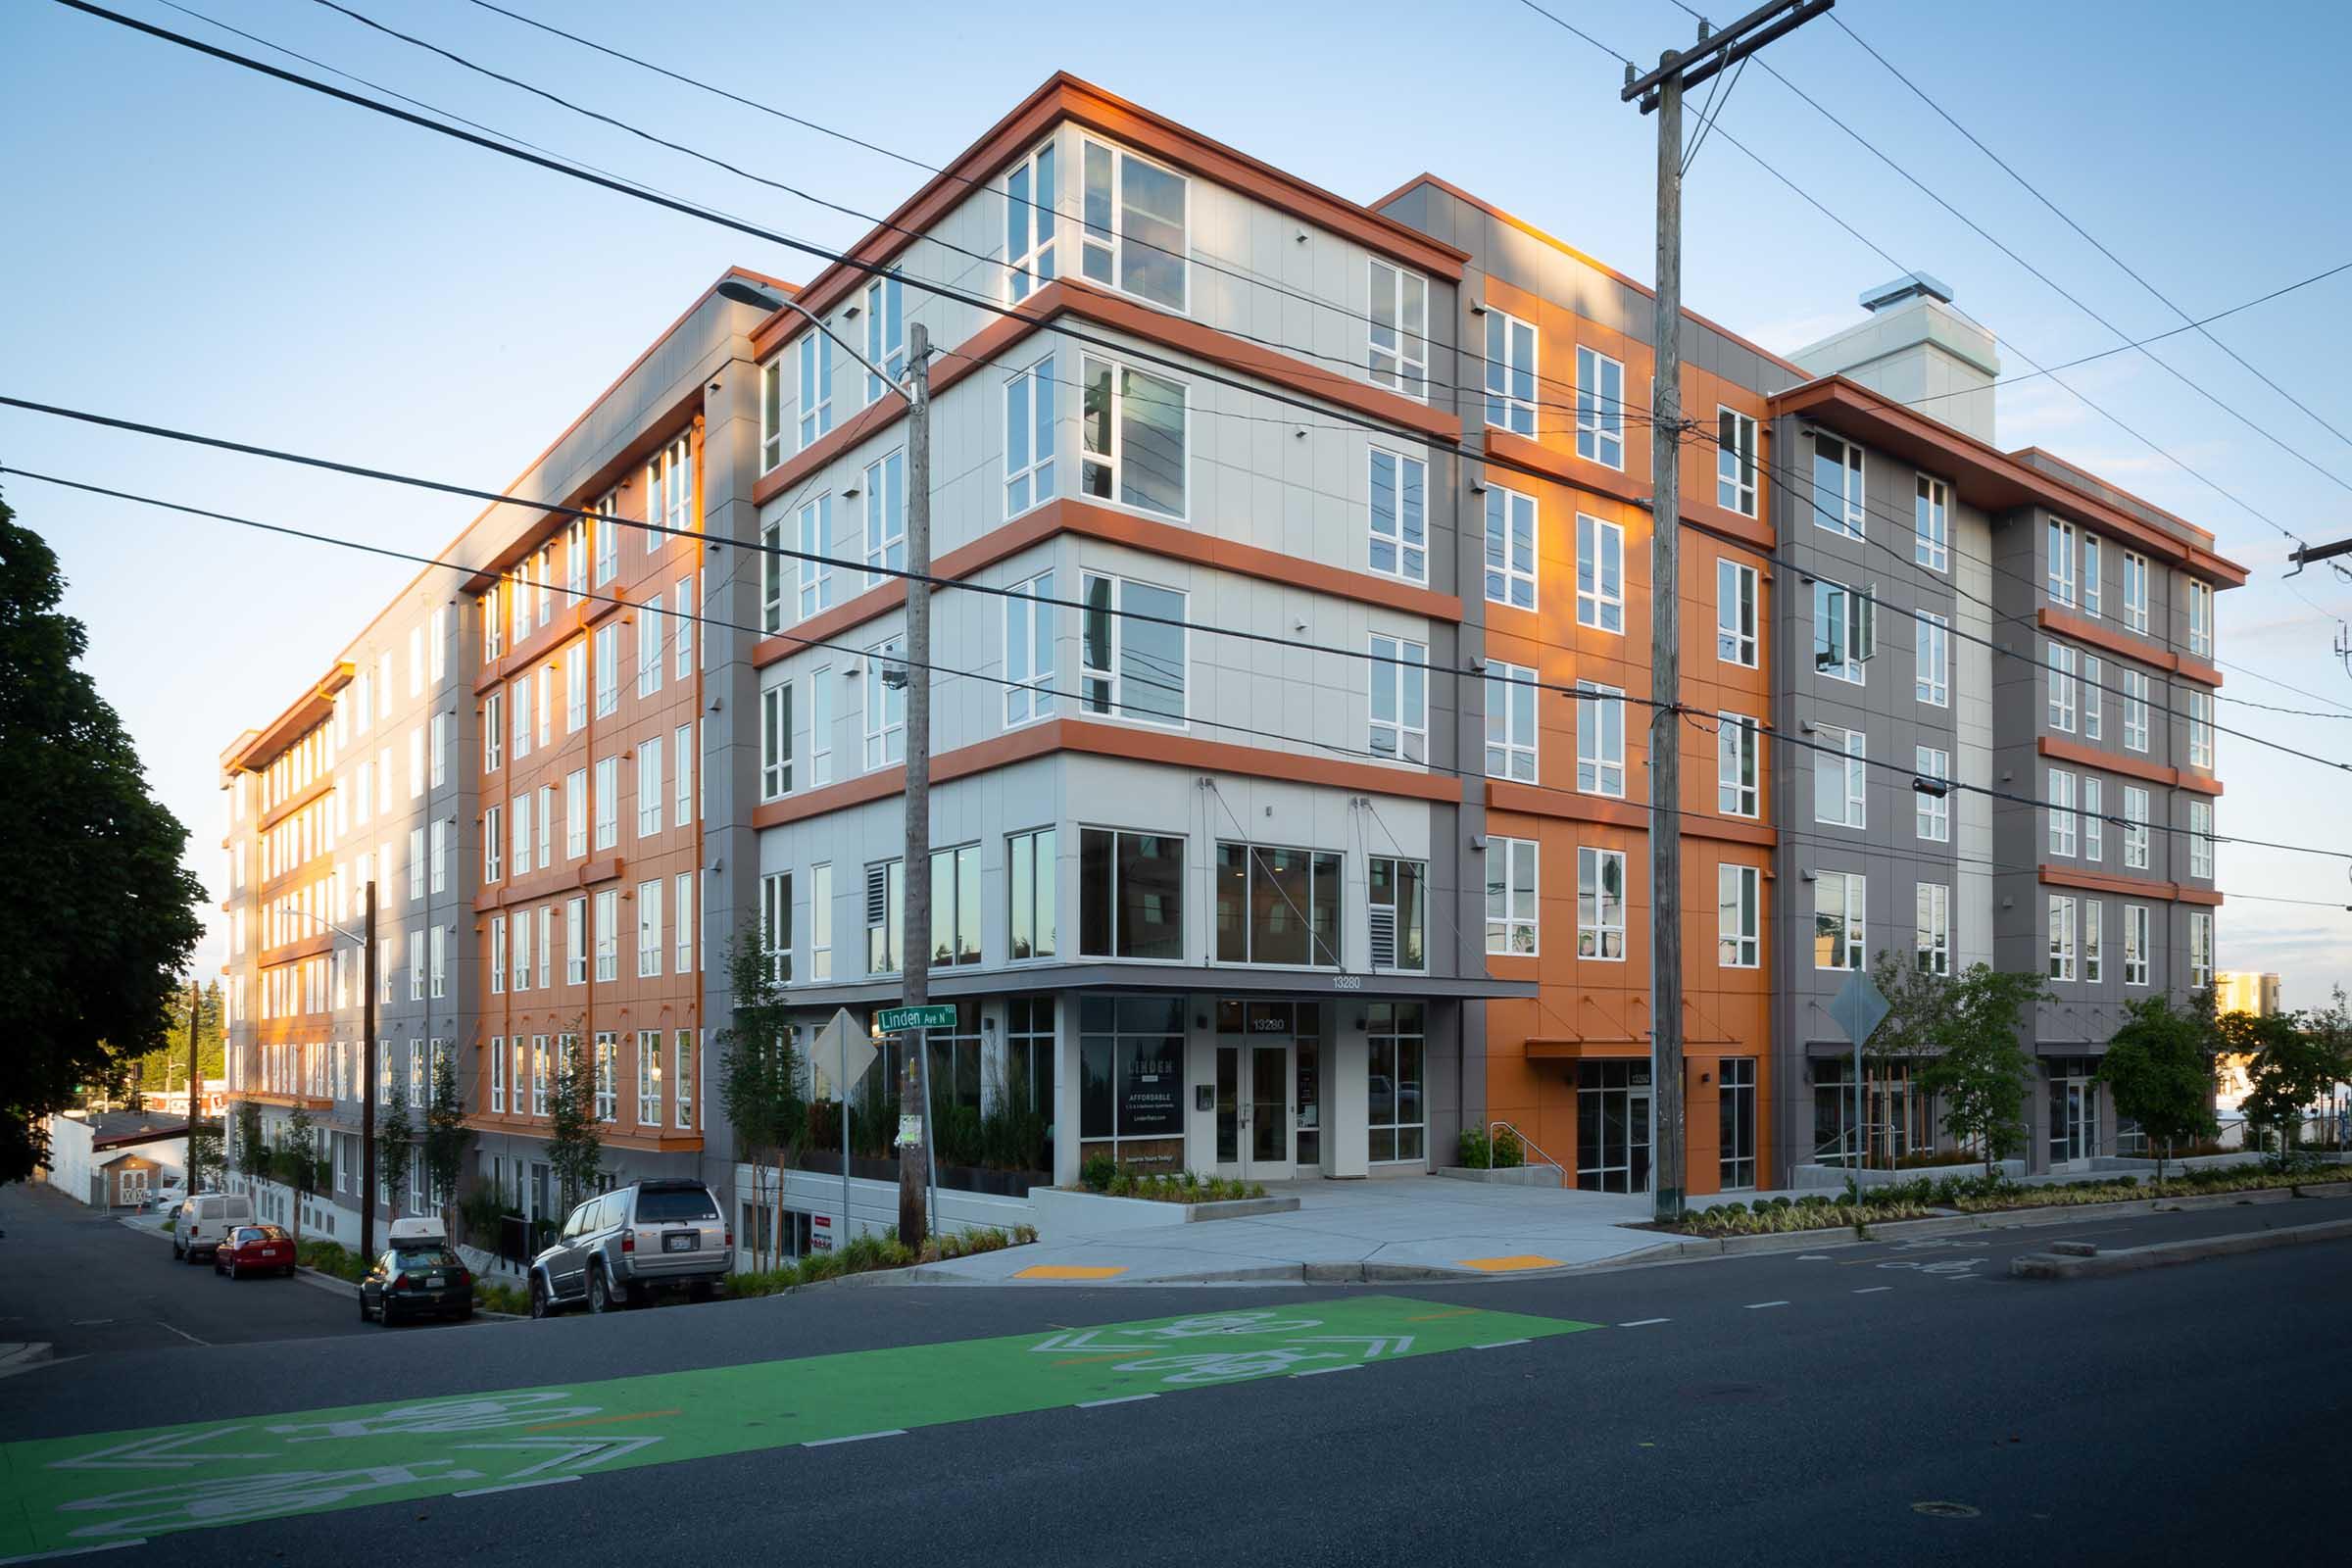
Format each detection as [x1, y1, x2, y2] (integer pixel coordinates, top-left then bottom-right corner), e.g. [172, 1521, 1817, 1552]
[1030, 1311, 1416, 1386]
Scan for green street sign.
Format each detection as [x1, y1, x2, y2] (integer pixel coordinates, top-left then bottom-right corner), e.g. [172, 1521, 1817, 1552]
[875, 1004, 956, 1033]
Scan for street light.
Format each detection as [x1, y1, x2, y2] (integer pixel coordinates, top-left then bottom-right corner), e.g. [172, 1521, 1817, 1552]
[715, 274, 941, 1247]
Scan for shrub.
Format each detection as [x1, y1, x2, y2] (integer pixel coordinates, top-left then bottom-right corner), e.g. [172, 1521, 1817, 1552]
[1493, 1127, 1525, 1168]
[1458, 1128, 1493, 1168]
[295, 1240, 366, 1283]
[1080, 1152, 1117, 1193]
[473, 1280, 529, 1315]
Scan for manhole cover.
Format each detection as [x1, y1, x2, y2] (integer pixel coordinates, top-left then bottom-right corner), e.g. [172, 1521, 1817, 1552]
[1912, 1501, 1981, 1519]
[1679, 1382, 1772, 1404]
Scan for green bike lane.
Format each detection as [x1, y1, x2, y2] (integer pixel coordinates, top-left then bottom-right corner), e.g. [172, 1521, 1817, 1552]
[1, 1296, 1595, 1554]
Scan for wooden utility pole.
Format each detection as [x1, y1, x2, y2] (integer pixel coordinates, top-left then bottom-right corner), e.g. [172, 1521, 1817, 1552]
[897, 322, 934, 1250]
[185, 978, 201, 1188]
[362, 881, 378, 1258]
[1625, 1, 1834, 1224]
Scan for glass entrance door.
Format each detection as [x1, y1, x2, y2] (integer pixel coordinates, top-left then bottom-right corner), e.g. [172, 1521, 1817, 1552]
[2050, 1070, 2098, 1165]
[1213, 1041, 1294, 1179]
[1577, 1060, 1653, 1194]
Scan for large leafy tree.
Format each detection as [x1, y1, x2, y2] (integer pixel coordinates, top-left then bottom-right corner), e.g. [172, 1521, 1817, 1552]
[2100, 995, 2219, 1181]
[1919, 965, 2051, 1178]
[2239, 989, 2352, 1164]
[0, 494, 205, 1181]
[133, 981, 225, 1094]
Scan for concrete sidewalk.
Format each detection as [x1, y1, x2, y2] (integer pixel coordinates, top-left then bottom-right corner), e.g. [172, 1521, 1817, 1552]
[907, 1175, 1658, 1285]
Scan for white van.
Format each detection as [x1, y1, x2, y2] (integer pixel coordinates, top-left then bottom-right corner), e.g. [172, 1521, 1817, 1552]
[172, 1193, 256, 1262]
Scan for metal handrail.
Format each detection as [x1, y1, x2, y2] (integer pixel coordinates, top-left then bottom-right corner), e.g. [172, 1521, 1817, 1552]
[1487, 1119, 1568, 1189]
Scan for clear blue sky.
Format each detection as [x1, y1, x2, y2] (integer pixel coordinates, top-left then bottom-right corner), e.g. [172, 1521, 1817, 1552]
[6, 0, 2350, 1004]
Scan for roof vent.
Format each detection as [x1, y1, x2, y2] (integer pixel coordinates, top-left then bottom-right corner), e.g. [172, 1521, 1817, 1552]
[1859, 271, 1954, 313]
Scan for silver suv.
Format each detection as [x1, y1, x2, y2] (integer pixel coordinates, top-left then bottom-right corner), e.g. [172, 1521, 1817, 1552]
[527, 1180, 732, 1317]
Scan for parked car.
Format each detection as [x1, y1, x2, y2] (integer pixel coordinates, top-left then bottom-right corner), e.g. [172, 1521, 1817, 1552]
[359, 1232, 474, 1325]
[148, 1181, 187, 1213]
[528, 1180, 732, 1318]
[214, 1223, 296, 1279]
[171, 1193, 256, 1262]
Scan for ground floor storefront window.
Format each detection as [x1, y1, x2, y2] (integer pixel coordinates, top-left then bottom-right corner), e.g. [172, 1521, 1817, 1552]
[1368, 1002, 1424, 1163]
[1813, 1058, 1936, 1168]
[1578, 1060, 1651, 1193]
[1080, 995, 1185, 1170]
[1719, 1057, 1757, 1191]
[2047, 1055, 2100, 1165]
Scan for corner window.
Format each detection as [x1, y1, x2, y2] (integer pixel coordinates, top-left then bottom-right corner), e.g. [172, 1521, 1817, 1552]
[1812, 435, 1864, 539]
[1080, 357, 1187, 519]
[1576, 846, 1627, 959]
[1486, 837, 1539, 956]
[1483, 485, 1536, 609]
[1485, 662, 1538, 783]
[1007, 827, 1056, 960]
[1080, 573, 1187, 726]
[1077, 828, 1185, 959]
[1576, 514, 1625, 632]
[928, 844, 982, 967]
[1369, 449, 1428, 584]
[1574, 346, 1624, 468]
[1004, 570, 1055, 728]
[1484, 311, 1537, 436]
[1006, 141, 1058, 302]
[1718, 408, 1758, 516]
[1079, 138, 1187, 311]
[1214, 843, 1343, 967]
[1368, 261, 1429, 399]
[1004, 356, 1057, 516]
[1368, 635, 1427, 763]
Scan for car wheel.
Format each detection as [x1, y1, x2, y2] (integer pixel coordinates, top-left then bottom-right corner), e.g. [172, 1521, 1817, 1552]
[284, 1265, 297, 1279]
[587, 1264, 611, 1314]
[456, 1304, 474, 1322]
[359, 1293, 371, 1323]
[380, 1299, 401, 1328]
[688, 1281, 715, 1304]
[172, 1241, 183, 1260]
[529, 1274, 552, 1320]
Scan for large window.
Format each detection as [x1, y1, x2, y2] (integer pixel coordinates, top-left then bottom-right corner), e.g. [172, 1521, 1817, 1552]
[1368, 635, 1427, 763]
[1007, 827, 1056, 960]
[2189, 799, 2215, 880]
[864, 635, 906, 768]
[1914, 475, 1948, 571]
[1915, 611, 1949, 707]
[1005, 141, 1056, 301]
[2047, 768, 2078, 858]
[1718, 712, 1759, 816]
[1486, 663, 1537, 782]
[1719, 1057, 1757, 1191]
[2124, 904, 2150, 986]
[1004, 571, 1055, 727]
[1078, 829, 1185, 960]
[2048, 518, 2078, 607]
[2123, 785, 2151, 870]
[1215, 843, 1342, 967]
[1915, 746, 1950, 842]
[2189, 910, 2214, 989]
[1004, 356, 1057, 516]
[1577, 682, 1625, 797]
[1577, 514, 1625, 632]
[1815, 724, 1866, 829]
[1916, 882, 1950, 975]
[1484, 310, 1537, 435]
[1482, 484, 1535, 608]
[2122, 670, 2149, 752]
[1718, 863, 1760, 967]
[1718, 408, 1757, 516]
[1487, 837, 1539, 956]
[2049, 895, 2078, 982]
[1815, 870, 1865, 970]
[1812, 435, 1864, 539]
[1577, 847, 1627, 960]
[861, 273, 905, 406]
[1081, 573, 1187, 724]
[1078, 995, 1186, 1165]
[928, 844, 983, 968]
[2187, 579, 2214, 658]
[862, 858, 904, 975]
[2047, 642, 2078, 732]
[1367, 1002, 1426, 1165]
[797, 329, 831, 451]
[2187, 689, 2215, 772]
[1368, 261, 1429, 398]
[1575, 346, 1624, 468]
[1079, 138, 1187, 311]
[1369, 857, 1425, 973]
[862, 450, 906, 586]
[1813, 578, 1873, 683]
[1717, 560, 1758, 666]
[1081, 357, 1186, 518]
[1367, 448, 1429, 584]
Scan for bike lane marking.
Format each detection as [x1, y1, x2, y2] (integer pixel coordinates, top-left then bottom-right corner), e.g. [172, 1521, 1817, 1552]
[0, 1297, 1594, 1553]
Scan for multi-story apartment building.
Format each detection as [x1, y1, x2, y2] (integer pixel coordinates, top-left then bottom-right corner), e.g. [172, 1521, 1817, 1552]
[1774, 274, 2243, 1178]
[220, 271, 780, 1236]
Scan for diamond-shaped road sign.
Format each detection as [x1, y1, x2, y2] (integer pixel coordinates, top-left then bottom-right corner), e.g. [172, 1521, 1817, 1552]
[1831, 969, 1890, 1046]
[809, 1007, 877, 1103]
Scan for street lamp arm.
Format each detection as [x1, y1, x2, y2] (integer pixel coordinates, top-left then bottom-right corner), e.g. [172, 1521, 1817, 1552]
[715, 278, 911, 406]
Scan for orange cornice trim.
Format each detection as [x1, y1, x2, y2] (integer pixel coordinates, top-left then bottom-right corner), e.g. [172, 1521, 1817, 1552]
[1479, 429, 1777, 556]
[749, 76, 1465, 361]
[228, 661, 356, 775]
[257, 770, 335, 834]
[1485, 782, 1777, 848]
[2038, 862, 2221, 907]
[2036, 735, 2222, 797]
[749, 497, 1463, 668]
[2037, 607, 2221, 686]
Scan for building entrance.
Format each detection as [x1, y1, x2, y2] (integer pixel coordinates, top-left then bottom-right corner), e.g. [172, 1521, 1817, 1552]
[1213, 1001, 1320, 1180]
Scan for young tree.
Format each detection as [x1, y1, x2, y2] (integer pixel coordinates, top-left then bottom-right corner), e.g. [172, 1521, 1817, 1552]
[0, 495, 206, 1183]
[1860, 950, 1961, 1168]
[1920, 965, 2051, 1179]
[2100, 995, 2219, 1181]
[281, 1107, 319, 1243]
[422, 1046, 473, 1235]
[231, 1100, 265, 1182]
[378, 1080, 415, 1223]
[546, 1031, 603, 1215]
[2240, 989, 2351, 1165]
[717, 931, 806, 1272]
[187, 1125, 224, 1194]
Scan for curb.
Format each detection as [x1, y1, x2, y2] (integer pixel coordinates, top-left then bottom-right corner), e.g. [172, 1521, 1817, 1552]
[2011, 1216, 2352, 1279]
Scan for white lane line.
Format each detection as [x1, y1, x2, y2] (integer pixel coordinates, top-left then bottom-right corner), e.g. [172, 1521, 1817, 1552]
[1852, 1286, 1893, 1295]
[1471, 1338, 1532, 1350]
[454, 1475, 581, 1498]
[0, 1543, 147, 1565]
[1292, 1364, 1361, 1378]
[1077, 1394, 1159, 1409]
[1743, 1300, 1789, 1310]
[1795, 1254, 1833, 1261]
[804, 1429, 906, 1447]
[1617, 1317, 1672, 1327]
[155, 1321, 207, 1346]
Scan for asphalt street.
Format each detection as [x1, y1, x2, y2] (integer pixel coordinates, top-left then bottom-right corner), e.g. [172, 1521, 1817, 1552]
[4, 1188, 2348, 1565]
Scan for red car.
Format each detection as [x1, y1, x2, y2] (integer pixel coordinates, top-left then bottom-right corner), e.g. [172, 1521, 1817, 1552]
[214, 1223, 297, 1280]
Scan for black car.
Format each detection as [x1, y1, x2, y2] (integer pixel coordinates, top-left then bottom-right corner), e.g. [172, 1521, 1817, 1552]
[358, 1244, 474, 1325]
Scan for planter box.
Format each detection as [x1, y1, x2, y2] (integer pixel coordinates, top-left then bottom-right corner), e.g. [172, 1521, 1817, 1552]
[1436, 1163, 1565, 1188]
[798, 1152, 1050, 1199]
[2092, 1151, 2268, 1173]
[1790, 1160, 2024, 1190]
[1030, 1187, 1298, 1239]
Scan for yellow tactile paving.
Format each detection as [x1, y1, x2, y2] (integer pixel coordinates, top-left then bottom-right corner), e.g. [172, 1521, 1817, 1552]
[1011, 1264, 1130, 1281]
[1456, 1254, 1565, 1273]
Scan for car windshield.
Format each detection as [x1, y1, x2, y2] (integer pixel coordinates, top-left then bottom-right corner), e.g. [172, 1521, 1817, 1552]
[635, 1188, 719, 1222]
[392, 1247, 461, 1269]
[235, 1226, 286, 1244]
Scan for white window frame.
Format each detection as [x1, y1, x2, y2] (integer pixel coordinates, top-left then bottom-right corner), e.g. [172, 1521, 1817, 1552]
[862, 448, 906, 587]
[1483, 309, 1538, 437]
[2187, 579, 2214, 658]
[2123, 669, 2150, 753]
[1367, 635, 1428, 764]
[2047, 642, 2078, 733]
[1718, 407, 1758, 516]
[637, 878, 662, 979]
[1717, 559, 1758, 667]
[1370, 448, 1430, 585]
[2188, 689, 2216, 772]
[1368, 260, 1430, 399]
[1485, 662, 1538, 783]
[758, 356, 784, 471]
[1576, 846, 1627, 960]
[637, 740, 664, 839]
[1915, 610, 1949, 707]
[1577, 682, 1626, 798]
[2123, 785, 2151, 870]
[2047, 768, 2078, 858]
[2122, 550, 2150, 634]
[861, 273, 905, 407]
[2124, 904, 2150, 987]
[1915, 746, 1950, 842]
[1815, 724, 1866, 830]
[1718, 863, 1760, 967]
[864, 636, 908, 769]
[1004, 355, 1056, 517]
[1004, 571, 1055, 728]
[2189, 799, 2215, 881]
[1914, 474, 1948, 571]
[1814, 578, 1873, 685]
[2189, 910, 2214, 990]
[1482, 483, 1535, 609]
[1486, 837, 1539, 956]
[1574, 345, 1624, 468]
[797, 329, 832, 451]
[2082, 533, 2103, 619]
[760, 682, 792, 801]
[1576, 514, 1625, 633]
[1079, 572, 1189, 727]
[1916, 881, 1951, 976]
[1813, 434, 1865, 539]
[1077, 136, 1190, 313]
[2049, 895, 2078, 983]
[1005, 140, 1057, 302]
[1814, 870, 1866, 971]
[2082, 777, 2104, 863]
[1718, 712, 1760, 817]
[1078, 354, 1188, 521]
[2048, 517, 2078, 607]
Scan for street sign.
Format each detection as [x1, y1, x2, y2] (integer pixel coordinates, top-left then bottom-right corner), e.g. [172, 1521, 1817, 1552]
[808, 1008, 876, 1104]
[1830, 970, 1890, 1046]
[876, 1004, 956, 1034]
